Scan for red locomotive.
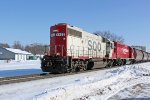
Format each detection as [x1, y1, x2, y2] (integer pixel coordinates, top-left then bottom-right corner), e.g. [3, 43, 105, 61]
[41, 23, 150, 73]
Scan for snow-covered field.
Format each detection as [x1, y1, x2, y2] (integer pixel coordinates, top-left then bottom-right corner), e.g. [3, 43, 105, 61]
[0, 61, 150, 100]
[0, 60, 42, 77]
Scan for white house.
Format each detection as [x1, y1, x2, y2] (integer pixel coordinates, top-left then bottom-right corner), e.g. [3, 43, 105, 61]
[0, 47, 32, 61]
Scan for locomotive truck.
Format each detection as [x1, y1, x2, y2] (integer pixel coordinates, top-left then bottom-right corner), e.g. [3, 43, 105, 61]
[41, 23, 150, 73]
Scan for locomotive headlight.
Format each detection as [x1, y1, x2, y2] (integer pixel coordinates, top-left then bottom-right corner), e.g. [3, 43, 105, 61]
[53, 30, 58, 32]
[63, 38, 66, 40]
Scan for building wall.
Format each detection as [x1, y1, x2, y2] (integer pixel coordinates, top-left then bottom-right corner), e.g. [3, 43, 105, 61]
[0, 47, 15, 60]
[0, 47, 32, 61]
[15, 54, 27, 61]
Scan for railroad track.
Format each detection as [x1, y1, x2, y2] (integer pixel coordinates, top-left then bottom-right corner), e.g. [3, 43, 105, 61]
[0, 67, 105, 85]
[0, 73, 62, 85]
[0, 63, 135, 85]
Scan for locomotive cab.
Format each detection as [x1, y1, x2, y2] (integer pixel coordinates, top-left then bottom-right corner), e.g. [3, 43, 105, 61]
[41, 23, 70, 73]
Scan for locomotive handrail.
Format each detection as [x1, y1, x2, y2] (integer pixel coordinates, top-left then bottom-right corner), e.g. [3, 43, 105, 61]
[49, 45, 105, 58]
[67, 46, 104, 58]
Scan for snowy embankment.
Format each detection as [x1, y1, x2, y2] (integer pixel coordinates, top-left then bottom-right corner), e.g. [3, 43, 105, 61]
[0, 62, 150, 100]
[34, 63, 150, 100]
[0, 60, 42, 77]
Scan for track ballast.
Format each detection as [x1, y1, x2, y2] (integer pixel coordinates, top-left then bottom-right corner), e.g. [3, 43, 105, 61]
[0, 63, 137, 85]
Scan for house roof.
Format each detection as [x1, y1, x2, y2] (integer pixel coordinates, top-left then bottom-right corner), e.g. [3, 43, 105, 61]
[6, 48, 32, 55]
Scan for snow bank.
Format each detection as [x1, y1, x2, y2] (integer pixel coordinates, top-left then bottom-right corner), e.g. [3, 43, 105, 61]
[0, 62, 150, 100]
[0, 60, 42, 77]
[33, 63, 150, 100]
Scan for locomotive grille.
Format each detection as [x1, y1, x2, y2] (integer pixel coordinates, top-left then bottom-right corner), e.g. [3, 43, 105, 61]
[68, 28, 82, 38]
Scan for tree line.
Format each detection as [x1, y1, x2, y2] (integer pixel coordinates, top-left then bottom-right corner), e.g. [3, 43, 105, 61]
[93, 31, 124, 43]
[0, 31, 124, 55]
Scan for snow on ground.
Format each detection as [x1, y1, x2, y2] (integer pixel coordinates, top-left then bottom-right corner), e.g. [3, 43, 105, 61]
[0, 62, 150, 100]
[109, 83, 150, 99]
[0, 60, 42, 77]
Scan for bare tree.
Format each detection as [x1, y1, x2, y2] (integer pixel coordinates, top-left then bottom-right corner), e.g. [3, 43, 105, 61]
[0, 43, 10, 48]
[94, 31, 124, 43]
[12, 41, 24, 50]
[25, 43, 48, 55]
[0, 41, 48, 55]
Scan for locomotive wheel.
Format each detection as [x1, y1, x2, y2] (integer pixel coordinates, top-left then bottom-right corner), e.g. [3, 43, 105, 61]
[105, 60, 113, 68]
[74, 62, 80, 72]
[71, 61, 80, 72]
[83, 61, 88, 71]
[66, 67, 72, 73]
[50, 63, 67, 74]
[123, 59, 126, 65]
[75, 66, 80, 72]
[87, 61, 94, 70]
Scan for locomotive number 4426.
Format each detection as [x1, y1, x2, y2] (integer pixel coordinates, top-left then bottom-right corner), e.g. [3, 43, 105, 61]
[51, 33, 65, 37]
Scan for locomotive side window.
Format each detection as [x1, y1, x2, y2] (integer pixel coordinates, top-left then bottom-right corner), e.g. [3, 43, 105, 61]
[68, 28, 82, 38]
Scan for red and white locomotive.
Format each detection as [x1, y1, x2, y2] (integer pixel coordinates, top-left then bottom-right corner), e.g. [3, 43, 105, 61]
[41, 23, 150, 73]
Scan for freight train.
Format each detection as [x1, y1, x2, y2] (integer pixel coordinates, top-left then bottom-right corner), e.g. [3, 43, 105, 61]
[41, 23, 150, 73]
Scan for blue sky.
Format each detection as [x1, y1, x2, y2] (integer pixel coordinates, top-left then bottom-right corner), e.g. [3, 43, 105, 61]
[0, 0, 150, 51]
